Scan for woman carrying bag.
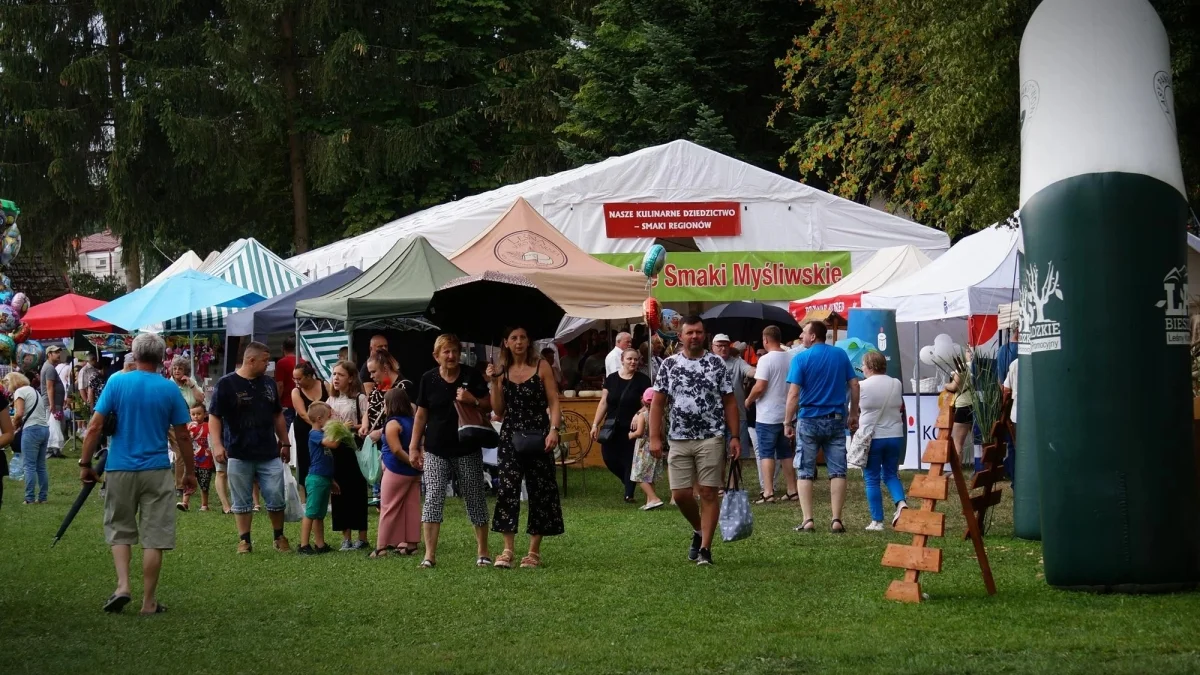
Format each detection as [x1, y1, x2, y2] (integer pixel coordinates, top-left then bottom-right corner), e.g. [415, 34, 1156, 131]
[853, 351, 908, 532]
[590, 349, 651, 503]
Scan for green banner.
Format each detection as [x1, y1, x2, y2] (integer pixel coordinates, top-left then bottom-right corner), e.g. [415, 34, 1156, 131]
[595, 251, 851, 302]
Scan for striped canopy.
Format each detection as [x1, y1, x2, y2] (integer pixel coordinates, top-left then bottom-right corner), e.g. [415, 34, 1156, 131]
[163, 238, 306, 331]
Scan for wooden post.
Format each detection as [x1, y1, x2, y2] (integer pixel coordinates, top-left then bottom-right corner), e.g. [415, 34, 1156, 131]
[962, 395, 1012, 540]
[883, 395, 997, 603]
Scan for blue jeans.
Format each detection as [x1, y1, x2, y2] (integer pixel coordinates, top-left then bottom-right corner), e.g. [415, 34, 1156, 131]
[863, 437, 906, 522]
[22, 424, 49, 503]
[754, 423, 795, 460]
[227, 458, 287, 514]
[794, 414, 847, 480]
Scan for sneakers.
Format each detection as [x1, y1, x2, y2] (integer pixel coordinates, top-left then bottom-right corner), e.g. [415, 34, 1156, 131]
[865, 521, 885, 532]
[696, 548, 713, 566]
[237, 540, 253, 554]
[352, 540, 370, 551]
[892, 503, 908, 527]
[314, 544, 333, 554]
[340, 540, 355, 552]
[297, 545, 316, 556]
[274, 536, 291, 553]
[687, 531, 702, 561]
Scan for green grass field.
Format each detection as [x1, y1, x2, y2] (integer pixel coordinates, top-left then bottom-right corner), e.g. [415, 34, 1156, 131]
[2, 453, 1198, 674]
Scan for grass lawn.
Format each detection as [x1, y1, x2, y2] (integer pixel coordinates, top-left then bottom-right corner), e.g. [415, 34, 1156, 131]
[2, 452, 1199, 674]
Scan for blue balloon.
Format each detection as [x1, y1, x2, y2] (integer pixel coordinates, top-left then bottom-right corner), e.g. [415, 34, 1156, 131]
[657, 308, 682, 341]
[641, 244, 666, 278]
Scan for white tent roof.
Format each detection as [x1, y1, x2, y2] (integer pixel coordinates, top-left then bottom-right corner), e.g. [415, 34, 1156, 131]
[145, 250, 205, 287]
[287, 140, 950, 279]
[790, 245, 931, 313]
[862, 225, 1021, 322]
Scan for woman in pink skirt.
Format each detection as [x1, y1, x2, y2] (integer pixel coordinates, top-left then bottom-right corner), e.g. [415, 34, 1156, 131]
[370, 388, 421, 558]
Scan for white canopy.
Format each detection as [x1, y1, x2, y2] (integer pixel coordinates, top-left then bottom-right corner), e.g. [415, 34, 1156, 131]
[862, 225, 1021, 322]
[789, 245, 931, 318]
[145, 250, 206, 287]
[286, 140, 950, 279]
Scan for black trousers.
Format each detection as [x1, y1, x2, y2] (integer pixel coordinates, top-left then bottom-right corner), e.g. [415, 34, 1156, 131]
[601, 437, 636, 499]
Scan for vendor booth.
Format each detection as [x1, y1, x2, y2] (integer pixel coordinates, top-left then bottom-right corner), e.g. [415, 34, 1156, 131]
[286, 140, 951, 306]
[789, 245, 932, 321]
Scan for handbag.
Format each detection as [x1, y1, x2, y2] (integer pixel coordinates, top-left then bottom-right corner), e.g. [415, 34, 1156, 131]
[848, 378, 897, 470]
[512, 430, 546, 456]
[457, 399, 499, 450]
[597, 378, 637, 444]
[718, 461, 754, 542]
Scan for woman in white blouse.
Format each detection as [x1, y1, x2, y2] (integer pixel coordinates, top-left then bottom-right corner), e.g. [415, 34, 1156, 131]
[857, 351, 908, 531]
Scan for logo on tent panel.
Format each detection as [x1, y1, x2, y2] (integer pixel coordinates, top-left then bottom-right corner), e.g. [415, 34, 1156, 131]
[493, 231, 568, 270]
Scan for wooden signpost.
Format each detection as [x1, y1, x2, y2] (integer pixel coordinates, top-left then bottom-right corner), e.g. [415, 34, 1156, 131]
[883, 397, 997, 603]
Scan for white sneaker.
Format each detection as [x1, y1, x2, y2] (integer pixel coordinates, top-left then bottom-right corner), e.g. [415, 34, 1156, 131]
[865, 521, 885, 532]
[892, 503, 908, 527]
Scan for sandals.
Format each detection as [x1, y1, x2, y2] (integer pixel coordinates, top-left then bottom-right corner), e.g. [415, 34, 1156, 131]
[368, 546, 393, 559]
[140, 603, 167, 615]
[396, 545, 418, 556]
[476, 556, 493, 567]
[781, 492, 799, 502]
[419, 559, 436, 568]
[793, 518, 816, 533]
[494, 550, 515, 569]
[103, 594, 131, 614]
[520, 552, 542, 569]
[175, 502, 188, 512]
[831, 518, 846, 534]
[753, 493, 777, 505]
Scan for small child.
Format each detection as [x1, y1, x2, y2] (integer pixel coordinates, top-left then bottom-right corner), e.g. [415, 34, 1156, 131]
[182, 404, 215, 511]
[629, 388, 664, 511]
[298, 402, 340, 555]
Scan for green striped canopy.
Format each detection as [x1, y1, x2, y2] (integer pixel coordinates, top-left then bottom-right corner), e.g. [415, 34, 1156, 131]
[163, 238, 306, 331]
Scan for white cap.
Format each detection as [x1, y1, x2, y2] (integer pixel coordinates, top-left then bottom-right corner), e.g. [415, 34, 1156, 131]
[712, 334, 731, 344]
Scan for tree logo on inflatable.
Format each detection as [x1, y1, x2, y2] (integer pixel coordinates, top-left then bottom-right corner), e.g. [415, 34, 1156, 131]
[0, 199, 43, 371]
[1020, 261, 1064, 355]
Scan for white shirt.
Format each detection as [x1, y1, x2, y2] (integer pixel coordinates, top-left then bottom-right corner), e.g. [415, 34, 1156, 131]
[752, 350, 792, 425]
[604, 346, 624, 377]
[858, 374, 904, 439]
[56, 363, 73, 393]
[1004, 360, 1019, 424]
[14, 385, 49, 428]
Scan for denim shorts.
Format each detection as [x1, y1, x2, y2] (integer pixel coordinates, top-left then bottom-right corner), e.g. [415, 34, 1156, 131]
[227, 458, 287, 513]
[754, 423, 795, 461]
[794, 414, 847, 480]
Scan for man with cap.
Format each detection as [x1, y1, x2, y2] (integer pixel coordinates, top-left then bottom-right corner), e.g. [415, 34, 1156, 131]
[41, 345, 67, 458]
[711, 334, 754, 466]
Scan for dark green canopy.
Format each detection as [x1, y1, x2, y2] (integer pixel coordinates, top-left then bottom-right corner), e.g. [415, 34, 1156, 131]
[294, 235, 464, 323]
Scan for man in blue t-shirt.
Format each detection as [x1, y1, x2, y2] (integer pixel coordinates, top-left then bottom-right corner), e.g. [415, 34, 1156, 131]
[784, 320, 860, 534]
[80, 333, 193, 616]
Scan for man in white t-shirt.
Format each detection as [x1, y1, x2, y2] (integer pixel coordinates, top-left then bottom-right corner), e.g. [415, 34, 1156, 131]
[604, 332, 632, 377]
[744, 325, 797, 502]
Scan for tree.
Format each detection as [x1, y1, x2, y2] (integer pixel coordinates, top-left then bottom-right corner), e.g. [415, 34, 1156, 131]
[556, 0, 817, 170]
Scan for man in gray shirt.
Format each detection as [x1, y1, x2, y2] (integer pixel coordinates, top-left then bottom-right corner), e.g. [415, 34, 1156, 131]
[41, 345, 66, 458]
[712, 334, 754, 461]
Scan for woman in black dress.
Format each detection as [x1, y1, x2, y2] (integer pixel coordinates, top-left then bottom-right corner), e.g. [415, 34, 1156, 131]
[290, 361, 328, 498]
[486, 325, 563, 568]
[590, 348, 652, 502]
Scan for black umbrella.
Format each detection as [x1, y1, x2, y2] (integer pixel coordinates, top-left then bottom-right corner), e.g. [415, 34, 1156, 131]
[429, 271, 566, 345]
[701, 301, 803, 344]
[52, 449, 107, 547]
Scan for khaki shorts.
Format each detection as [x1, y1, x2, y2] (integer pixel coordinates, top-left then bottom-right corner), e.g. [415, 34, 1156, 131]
[103, 469, 176, 550]
[667, 437, 726, 490]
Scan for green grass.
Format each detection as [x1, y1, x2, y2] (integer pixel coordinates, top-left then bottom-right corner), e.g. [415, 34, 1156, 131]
[2, 455, 1199, 674]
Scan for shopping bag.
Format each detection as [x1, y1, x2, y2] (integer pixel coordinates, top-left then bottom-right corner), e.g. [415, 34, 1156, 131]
[48, 418, 64, 451]
[282, 463, 303, 523]
[356, 437, 382, 484]
[719, 461, 754, 542]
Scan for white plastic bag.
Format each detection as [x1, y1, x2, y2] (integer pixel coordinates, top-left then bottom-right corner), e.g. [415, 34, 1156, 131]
[282, 463, 303, 523]
[47, 418, 64, 451]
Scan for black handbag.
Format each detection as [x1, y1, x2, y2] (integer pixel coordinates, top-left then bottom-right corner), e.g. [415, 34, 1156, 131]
[597, 378, 637, 444]
[512, 430, 546, 456]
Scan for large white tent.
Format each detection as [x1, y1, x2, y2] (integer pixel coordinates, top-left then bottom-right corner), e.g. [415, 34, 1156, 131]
[145, 250, 206, 287]
[862, 225, 1021, 323]
[287, 140, 950, 280]
[789, 245, 932, 320]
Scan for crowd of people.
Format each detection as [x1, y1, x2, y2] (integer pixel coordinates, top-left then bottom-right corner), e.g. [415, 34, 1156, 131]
[30, 311, 931, 615]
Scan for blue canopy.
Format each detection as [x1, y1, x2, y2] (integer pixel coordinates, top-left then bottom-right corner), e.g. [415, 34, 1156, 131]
[226, 266, 361, 340]
[88, 269, 266, 330]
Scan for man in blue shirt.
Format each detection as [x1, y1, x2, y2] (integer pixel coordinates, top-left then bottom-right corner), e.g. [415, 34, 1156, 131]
[784, 320, 860, 534]
[80, 333, 194, 615]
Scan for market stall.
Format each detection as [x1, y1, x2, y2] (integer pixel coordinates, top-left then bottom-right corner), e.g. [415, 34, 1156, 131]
[789, 245, 932, 321]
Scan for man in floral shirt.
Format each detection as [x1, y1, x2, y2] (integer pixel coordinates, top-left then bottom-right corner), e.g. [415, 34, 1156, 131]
[650, 316, 740, 566]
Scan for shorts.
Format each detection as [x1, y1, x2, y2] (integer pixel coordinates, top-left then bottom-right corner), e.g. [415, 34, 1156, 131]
[754, 422, 795, 461]
[954, 406, 973, 424]
[794, 414, 848, 480]
[667, 437, 726, 490]
[103, 469, 176, 549]
[304, 474, 333, 520]
[215, 460, 227, 473]
[227, 458, 286, 514]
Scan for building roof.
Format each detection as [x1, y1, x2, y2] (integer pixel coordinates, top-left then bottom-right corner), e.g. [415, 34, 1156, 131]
[78, 231, 121, 254]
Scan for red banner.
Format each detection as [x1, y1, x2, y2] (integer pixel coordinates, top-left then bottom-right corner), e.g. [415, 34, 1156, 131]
[603, 201, 741, 238]
[789, 293, 863, 321]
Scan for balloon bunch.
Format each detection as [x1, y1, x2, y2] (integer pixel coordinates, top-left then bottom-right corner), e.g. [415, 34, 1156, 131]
[0, 200, 42, 371]
[919, 333, 965, 376]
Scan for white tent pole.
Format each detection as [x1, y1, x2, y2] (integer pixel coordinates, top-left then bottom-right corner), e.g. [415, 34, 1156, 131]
[914, 322, 921, 471]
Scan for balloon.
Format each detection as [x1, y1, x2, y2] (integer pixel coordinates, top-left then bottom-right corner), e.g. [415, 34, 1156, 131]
[657, 308, 682, 341]
[0, 305, 19, 333]
[15, 340, 44, 372]
[12, 322, 30, 343]
[9, 292, 28, 315]
[641, 244, 667, 278]
[0, 274, 10, 292]
[933, 333, 954, 348]
[0, 291, 12, 306]
[642, 297, 661, 333]
[919, 345, 936, 365]
[0, 223, 20, 266]
[0, 334, 13, 364]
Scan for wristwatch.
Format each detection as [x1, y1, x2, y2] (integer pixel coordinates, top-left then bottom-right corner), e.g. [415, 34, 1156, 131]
[78, 458, 92, 469]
